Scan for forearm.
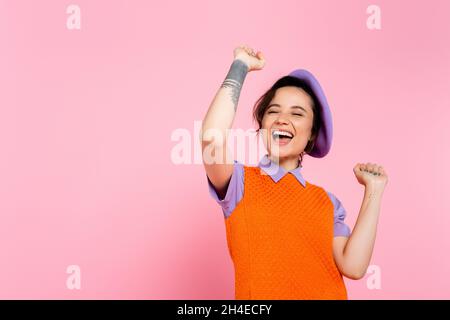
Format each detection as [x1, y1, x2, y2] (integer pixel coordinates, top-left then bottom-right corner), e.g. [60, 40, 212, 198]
[201, 59, 249, 146]
[342, 185, 384, 278]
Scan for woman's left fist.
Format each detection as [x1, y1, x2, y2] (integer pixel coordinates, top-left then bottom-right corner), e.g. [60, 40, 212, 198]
[353, 162, 388, 190]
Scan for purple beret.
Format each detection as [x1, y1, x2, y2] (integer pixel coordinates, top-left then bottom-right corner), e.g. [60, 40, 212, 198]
[288, 69, 333, 158]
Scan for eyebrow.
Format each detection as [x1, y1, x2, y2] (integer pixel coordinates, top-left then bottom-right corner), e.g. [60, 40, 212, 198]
[267, 104, 308, 113]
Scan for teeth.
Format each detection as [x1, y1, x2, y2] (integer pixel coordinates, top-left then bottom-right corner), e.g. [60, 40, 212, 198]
[272, 130, 293, 138]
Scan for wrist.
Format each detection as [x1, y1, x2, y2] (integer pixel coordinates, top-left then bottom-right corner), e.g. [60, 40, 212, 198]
[364, 183, 384, 196]
[232, 57, 250, 72]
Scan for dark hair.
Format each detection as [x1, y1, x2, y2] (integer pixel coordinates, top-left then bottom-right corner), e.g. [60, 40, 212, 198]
[252, 75, 322, 165]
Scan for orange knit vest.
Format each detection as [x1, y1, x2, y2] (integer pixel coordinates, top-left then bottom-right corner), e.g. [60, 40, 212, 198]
[225, 165, 348, 300]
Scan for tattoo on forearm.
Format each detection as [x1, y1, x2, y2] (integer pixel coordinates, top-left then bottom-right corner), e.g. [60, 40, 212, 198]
[221, 59, 249, 111]
[366, 189, 380, 203]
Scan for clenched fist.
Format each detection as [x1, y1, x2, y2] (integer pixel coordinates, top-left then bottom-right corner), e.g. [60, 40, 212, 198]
[233, 44, 265, 72]
[353, 162, 388, 191]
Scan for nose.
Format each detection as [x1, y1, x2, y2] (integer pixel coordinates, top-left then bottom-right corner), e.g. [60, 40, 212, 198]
[274, 113, 289, 125]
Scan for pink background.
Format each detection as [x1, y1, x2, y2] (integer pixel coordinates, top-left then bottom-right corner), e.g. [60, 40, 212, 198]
[0, 0, 449, 299]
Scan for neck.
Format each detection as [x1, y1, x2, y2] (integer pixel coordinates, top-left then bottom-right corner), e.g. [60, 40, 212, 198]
[268, 154, 300, 172]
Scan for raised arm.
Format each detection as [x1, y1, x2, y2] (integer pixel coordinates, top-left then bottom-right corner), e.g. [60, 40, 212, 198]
[333, 162, 388, 280]
[200, 45, 265, 199]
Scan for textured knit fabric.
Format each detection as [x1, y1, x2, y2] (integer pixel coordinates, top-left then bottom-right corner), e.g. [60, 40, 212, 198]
[207, 156, 352, 237]
[224, 164, 348, 300]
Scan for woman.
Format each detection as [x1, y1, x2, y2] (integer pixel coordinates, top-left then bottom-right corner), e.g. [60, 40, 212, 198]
[200, 45, 388, 299]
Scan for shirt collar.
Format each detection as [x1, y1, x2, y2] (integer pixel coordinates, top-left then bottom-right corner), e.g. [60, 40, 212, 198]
[258, 154, 306, 187]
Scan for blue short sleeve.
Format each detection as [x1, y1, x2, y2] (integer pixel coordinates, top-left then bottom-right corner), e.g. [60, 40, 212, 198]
[206, 160, 244, 219]
[326, 191, 352, 237]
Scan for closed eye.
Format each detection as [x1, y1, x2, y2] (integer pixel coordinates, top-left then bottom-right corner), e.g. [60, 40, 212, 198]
[267, 110, 303, 116]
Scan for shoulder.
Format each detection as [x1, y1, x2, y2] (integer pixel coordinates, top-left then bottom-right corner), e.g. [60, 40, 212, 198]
[231, 160, 245, 183]
[240, 162, 264, 179]
[324, 189, 347, 219]
[325, 189, 352, 237]
[325, 190, 340, 203]
[300, 179, 328, 195]
[300, 180, 342, 206]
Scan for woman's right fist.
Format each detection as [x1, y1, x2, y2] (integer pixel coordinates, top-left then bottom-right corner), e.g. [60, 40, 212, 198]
[233, 45, 265, 72]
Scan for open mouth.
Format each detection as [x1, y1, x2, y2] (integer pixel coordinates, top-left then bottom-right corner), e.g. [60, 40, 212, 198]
[271, 129, 294, 145]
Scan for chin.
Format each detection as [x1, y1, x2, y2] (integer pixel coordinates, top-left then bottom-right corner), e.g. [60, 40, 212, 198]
[268, 146, 297, 159]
